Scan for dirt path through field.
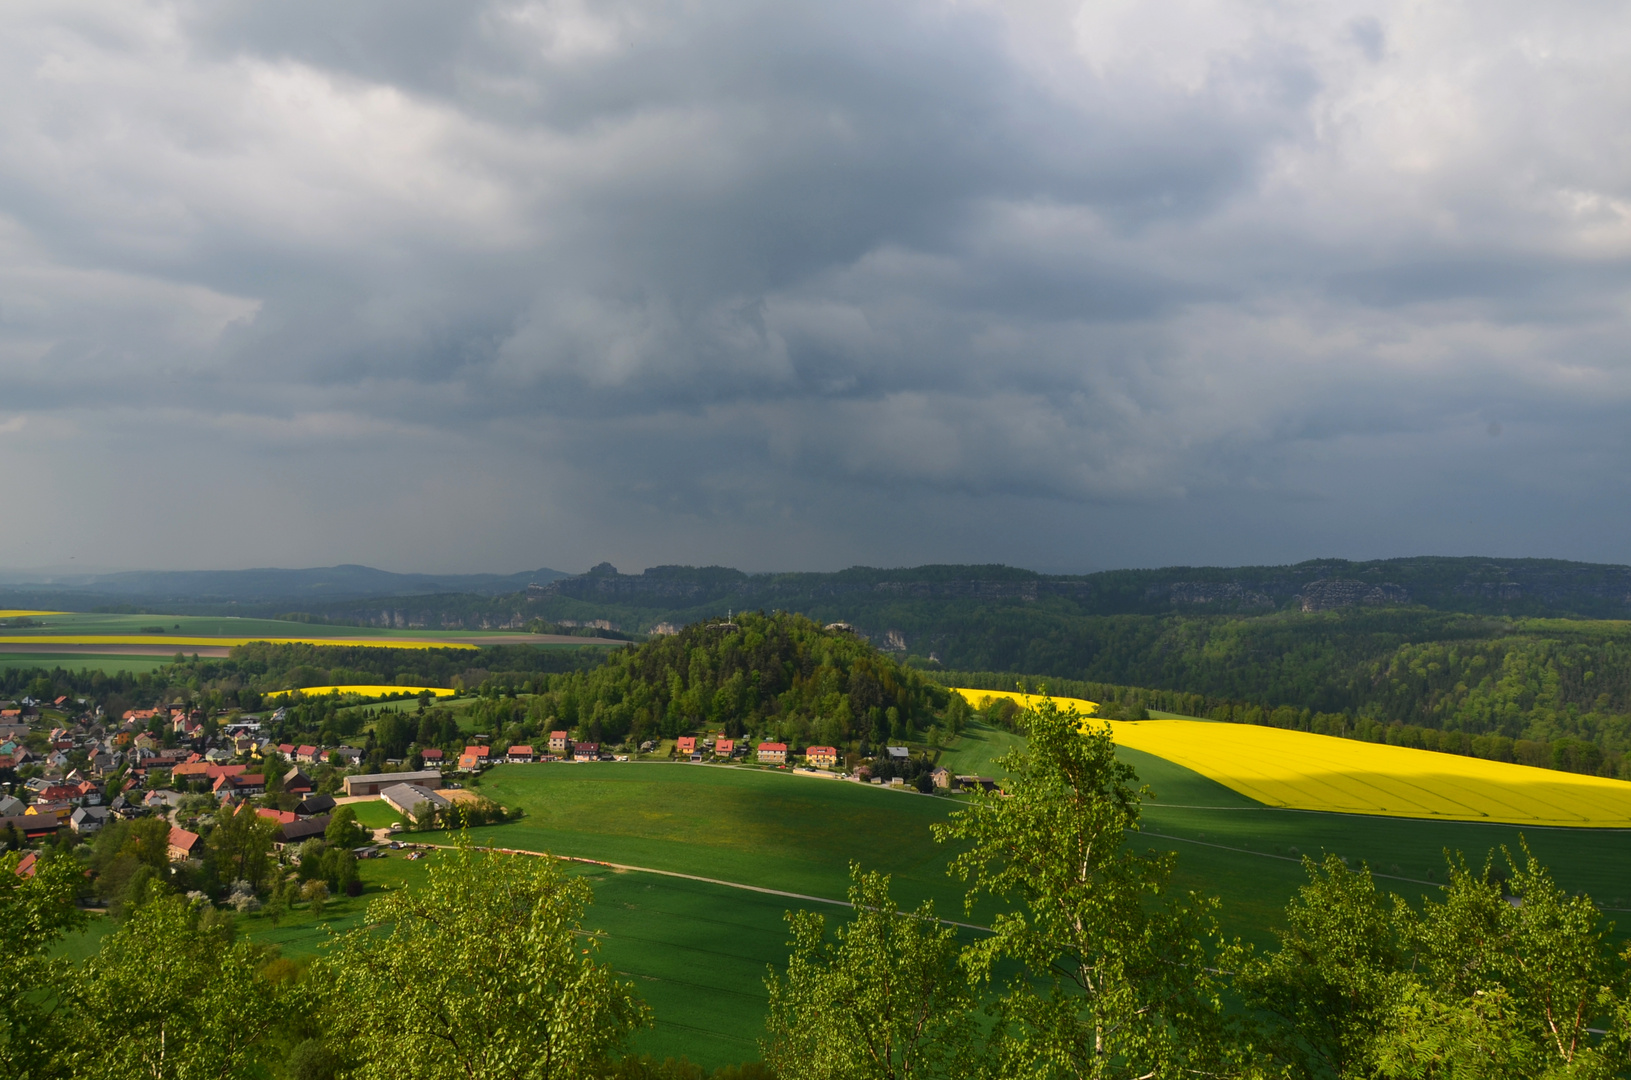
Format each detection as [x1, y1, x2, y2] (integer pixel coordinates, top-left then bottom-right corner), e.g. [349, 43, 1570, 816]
[429, 841, 991, 931]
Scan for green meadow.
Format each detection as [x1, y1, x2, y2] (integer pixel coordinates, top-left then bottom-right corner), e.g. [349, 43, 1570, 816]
[0, 651, 173, 674]
[0, 612, 562, 643]
[466, 763, 967, 913]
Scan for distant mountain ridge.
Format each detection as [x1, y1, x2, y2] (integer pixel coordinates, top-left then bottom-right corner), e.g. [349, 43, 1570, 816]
[530, 556, 1631, 627]
[7, 555, 1631, 629]
[0, 563, 570, 601]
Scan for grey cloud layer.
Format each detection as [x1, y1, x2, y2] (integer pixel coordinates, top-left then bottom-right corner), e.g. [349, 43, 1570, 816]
[2, 0, 1629, 573]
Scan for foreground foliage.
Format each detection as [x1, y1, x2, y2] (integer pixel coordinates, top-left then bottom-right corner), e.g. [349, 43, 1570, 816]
[324, 842, 650, 1080]
[763, 866, 976, 1080]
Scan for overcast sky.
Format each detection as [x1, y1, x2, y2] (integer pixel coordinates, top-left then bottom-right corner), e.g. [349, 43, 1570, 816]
[2, 0, 1629, 576]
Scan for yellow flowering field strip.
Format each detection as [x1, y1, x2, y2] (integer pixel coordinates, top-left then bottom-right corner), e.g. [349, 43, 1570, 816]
[950, 688, 1631, 827]
[0, 635, 477, 651]
[0, 610, 68, 619]
[952, 687, 1100, 716]
[261, 685, 458, 700]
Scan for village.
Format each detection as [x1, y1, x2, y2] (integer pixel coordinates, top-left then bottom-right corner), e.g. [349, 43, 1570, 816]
[1, 693, 994, 898]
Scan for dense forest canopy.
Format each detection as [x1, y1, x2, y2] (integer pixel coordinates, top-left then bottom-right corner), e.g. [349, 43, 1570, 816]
[517, 611, 944, 746]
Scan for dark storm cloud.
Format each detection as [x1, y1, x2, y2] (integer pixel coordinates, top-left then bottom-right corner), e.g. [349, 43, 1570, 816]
[2, 0, 1630, 573]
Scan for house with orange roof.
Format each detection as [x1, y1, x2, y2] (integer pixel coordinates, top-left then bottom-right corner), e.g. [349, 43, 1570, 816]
[756, 742, 788, 764]
[805, 745, 839, 768]
[167, 827, 202, 861]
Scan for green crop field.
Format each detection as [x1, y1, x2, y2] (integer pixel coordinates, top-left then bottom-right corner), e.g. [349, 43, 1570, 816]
[1121, 743, 1631, 947]
[0, 651, 173, 674]
[935, 719, 1025, 779]
[465, 763, 968, 913]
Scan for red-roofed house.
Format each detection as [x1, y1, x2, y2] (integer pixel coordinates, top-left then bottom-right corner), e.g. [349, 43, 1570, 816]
[213, 773, 265, 798]
[756, 742, 788, 764]
[420, 747, 444, 767]
[572, 743, 600, 761]
[548, 731, 570, 754]
[277, 743, 295, 757]
[715, 738, 736, 757]
[675, 736, 697, 755]
[805, 746, 839, 768]
[14, 851, 38, 877]
[458, 745, 491, 770]
[39, 784, 86, 806]
[506, 745, 535, 763]
[168, 827, 202, 861]
[255, 808, 297, 825]
[296, 745, 320, 764]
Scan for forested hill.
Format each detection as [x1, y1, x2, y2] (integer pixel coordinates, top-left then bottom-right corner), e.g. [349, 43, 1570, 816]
[522, 611, 945, 747]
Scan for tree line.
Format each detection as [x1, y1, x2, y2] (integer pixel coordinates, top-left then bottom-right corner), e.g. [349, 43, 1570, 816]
[937, 610, 1631, 780]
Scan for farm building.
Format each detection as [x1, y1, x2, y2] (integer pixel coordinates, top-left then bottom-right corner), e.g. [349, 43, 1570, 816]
[343, 770, 444, 797]
[276, 816, 329, 847]
[381, 783, 450, 822]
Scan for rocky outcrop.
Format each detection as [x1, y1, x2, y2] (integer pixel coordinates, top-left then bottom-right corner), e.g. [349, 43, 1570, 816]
[1166, 582, 1276, 608]
[1299, 580, 1410, 612]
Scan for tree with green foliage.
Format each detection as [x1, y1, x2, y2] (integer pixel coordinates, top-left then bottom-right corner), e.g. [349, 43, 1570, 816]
[934, 696, 1239, 1079]
[1241, 849, 1631, 1079]
[763, 864, 976, 1080]
[0, 849, 87, 1079]
[61, 894, 290, 1080]
[208, 801, 278, 892]
[325, 805, 367, 848]
[323, 840, 650, 1080]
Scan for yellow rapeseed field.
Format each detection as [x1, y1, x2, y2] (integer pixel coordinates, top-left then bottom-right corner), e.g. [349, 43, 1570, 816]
[951, 687, 1631, 827]
[261, 685, 458, 700]
[0, 636, 476, 651]
[0, 610, 67, 619]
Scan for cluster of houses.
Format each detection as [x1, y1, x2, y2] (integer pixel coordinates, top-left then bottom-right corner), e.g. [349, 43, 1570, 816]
[0, 697, 400, 857]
